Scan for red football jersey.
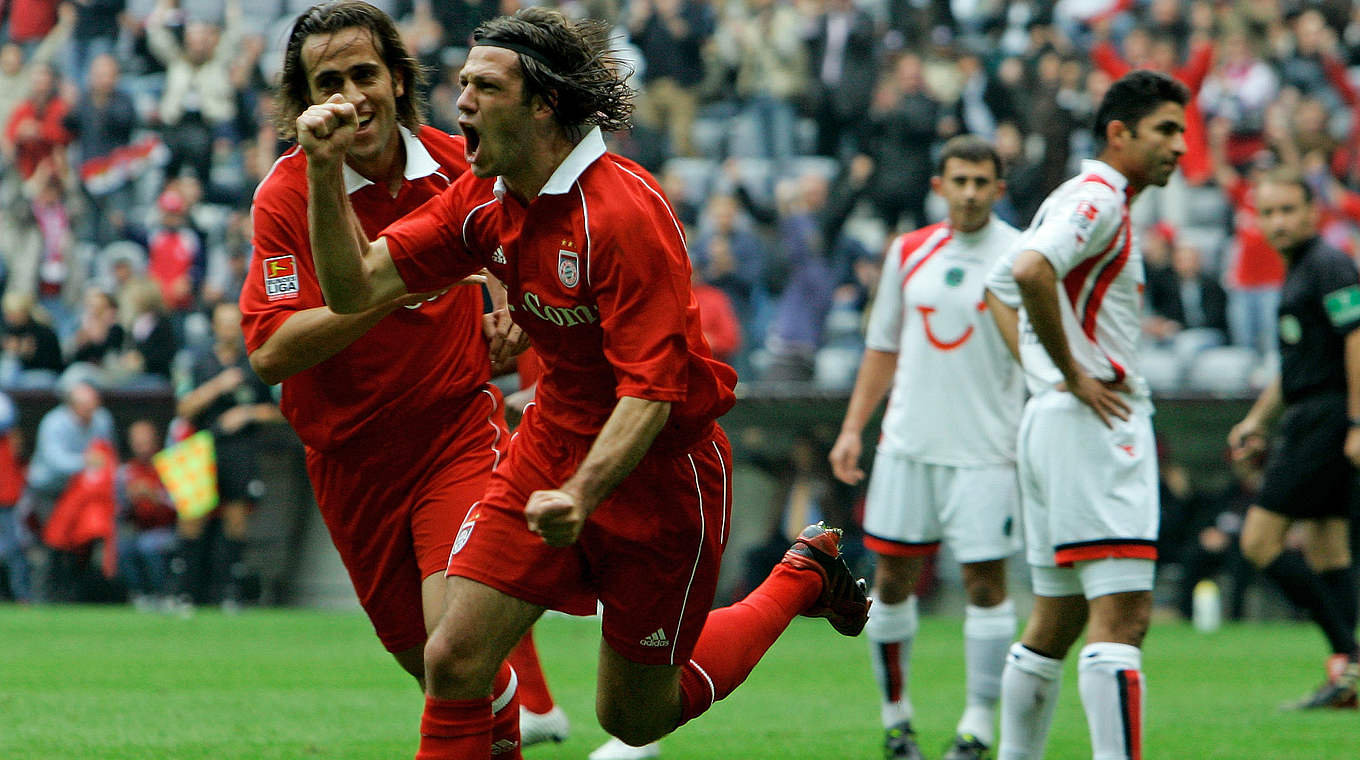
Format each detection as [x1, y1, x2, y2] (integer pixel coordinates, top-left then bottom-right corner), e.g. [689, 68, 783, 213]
[383, 128, 736, 449]
[242, 126, 491, 451]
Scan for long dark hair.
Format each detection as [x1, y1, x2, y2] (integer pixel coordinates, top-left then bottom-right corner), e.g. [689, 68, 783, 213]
[274, 1, 425, 139]
[472, 7, 634, 133]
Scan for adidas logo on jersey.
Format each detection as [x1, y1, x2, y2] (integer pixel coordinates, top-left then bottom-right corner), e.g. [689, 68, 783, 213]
[492, 246, 507, 265]
[491, 739, 520, 755]
[639, 628, 670, 647]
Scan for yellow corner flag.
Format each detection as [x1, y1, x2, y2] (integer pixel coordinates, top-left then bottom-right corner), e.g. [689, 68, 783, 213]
[152, 431, 219, 519]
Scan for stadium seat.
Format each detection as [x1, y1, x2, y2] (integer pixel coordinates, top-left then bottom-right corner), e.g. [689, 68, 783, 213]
[1140, 345, 1186, 396]
[1185, 346, 1261, 397]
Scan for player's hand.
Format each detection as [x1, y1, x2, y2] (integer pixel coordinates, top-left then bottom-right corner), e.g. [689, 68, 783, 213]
[1058, 373, 1130, 428]
[525, 489, 590, 547]
[296, 94, 358, 168]
[828, 430, 865, 485]
[484, 307, 529, 374]
[1345, 427, 1360, 469]
[1227, 417, 1267, 461]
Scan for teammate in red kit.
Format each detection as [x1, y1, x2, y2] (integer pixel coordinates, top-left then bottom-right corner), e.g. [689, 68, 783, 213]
[295, 8, 871, 759]
[239, 2, 563, 753]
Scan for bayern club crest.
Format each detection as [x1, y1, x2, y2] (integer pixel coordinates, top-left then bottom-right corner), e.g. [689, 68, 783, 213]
[558, 250, 580, 288]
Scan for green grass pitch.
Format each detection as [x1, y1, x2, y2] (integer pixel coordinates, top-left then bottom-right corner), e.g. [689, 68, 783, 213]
[2, 605, 1357, 759]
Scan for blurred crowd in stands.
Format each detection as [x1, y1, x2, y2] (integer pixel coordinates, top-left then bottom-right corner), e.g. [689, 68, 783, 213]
[4, 0, 1360, 610]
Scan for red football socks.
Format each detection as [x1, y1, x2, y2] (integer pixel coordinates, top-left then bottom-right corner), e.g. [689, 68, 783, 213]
[416, 661, 520, 759]
[678, 562, 820, 723]
[506, 630, 555, 714]
[415, 695, 491, 760]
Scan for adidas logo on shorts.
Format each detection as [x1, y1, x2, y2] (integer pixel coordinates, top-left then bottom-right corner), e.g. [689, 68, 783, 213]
[639, 628, 670, 647]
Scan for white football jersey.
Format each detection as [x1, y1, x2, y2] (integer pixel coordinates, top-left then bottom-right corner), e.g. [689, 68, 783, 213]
[865, 216, 1024, 466]
[986, 160, 1150, 402]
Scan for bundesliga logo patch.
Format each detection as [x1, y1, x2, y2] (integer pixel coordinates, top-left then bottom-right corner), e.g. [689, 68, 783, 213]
[263, 255, 300, 301]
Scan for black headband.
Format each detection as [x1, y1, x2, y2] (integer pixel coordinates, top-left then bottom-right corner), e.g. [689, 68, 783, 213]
[473, 39, 557, 72]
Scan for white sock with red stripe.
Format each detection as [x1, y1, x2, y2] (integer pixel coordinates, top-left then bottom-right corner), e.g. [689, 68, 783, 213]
[865, 595, 918, 727]
[1077, 642, 1143, 760]
[958, 599, 1016, 746]
[998, 642, 1063, 760]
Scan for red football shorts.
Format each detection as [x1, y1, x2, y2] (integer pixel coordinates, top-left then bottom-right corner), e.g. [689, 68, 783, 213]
[446, 406, 732, 666]
[308, 385, 508, 653]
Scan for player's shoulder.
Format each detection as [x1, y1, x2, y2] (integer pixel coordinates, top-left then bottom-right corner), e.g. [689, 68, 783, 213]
[590, 153, 676, 219]
[893, 221, 950, 253]
[252, 144, 308, 206]
[414, 125, 471, 176]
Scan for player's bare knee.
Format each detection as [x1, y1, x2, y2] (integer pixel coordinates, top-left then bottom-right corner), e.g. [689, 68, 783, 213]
[1239, 531, 1280, 569]
[422, 632, 495, 695]
[873, 554, 924, 604]
[962, 576, 1007, 608]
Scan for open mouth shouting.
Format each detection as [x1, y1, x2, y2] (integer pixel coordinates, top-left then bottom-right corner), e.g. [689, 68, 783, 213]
[460, 121, 482, 164]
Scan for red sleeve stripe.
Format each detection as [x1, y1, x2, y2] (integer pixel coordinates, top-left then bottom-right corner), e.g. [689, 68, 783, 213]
[1053, 539, 1157, 566]
[1079, 217, 1131, 340]
[865, 534, 941, 558]
[1118, 668, 1144, 760]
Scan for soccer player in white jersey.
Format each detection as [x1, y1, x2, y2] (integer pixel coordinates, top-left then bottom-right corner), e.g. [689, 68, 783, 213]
[830, 135, 1024, 760]
[983, 70, 1188, 760]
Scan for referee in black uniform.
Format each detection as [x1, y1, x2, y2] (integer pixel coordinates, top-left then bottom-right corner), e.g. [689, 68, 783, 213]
[1229, 169, 1360, 709]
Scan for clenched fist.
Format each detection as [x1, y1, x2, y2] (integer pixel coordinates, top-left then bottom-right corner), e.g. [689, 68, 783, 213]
[297, 94, 359, 167]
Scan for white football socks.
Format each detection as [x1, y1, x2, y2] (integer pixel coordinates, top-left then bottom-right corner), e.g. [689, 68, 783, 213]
[1078, 642, 1144, 760]
[998, 642, 1063, 760]
[865, 595, 919, 727]
[958, 599, 1016, 746]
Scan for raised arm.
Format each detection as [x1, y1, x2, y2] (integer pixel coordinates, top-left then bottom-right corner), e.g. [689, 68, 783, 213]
[297, 95, 409, 313]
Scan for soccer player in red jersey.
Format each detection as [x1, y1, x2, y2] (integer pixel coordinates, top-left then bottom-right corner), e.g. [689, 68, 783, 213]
[294, 7, 871, 758]
[239, 2, 561, 753]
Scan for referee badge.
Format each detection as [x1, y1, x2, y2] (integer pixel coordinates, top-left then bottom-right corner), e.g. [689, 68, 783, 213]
[558, 250, 580, 288]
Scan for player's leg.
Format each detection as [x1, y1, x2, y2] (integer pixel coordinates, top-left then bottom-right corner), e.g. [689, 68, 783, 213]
[1081, 574, 1153, 760]
[593, 522, 866, 746]
[419, 576, 542, 760]
[216, 500, 251, 609]
[1244, 506, 1359, 660]
[860, 453, 942, 757]
[951, 558, 1014, 756]
[866, 553, 927, 756]
[998, 584, 1086, 760]
[1300, 517, 1360, 705]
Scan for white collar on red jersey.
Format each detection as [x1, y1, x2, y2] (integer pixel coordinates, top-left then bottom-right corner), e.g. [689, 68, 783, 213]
[342, 125, 441, 195]
[492, 126, 606, 200]
[1077, 158, 1131, 202]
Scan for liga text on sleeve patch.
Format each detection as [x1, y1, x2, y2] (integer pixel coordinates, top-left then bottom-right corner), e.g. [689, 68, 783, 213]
[263, 255, 300, 301]
[1324, 284, 1360, 327]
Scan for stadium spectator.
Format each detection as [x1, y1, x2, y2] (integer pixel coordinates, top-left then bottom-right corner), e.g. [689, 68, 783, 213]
[14, 379, 115, 601]
[62, 52, 139, 245]
[626, 0, 714, 158]
[1, 61, 72, 180]
[296, 9, 868, 756]
[114, 418, 177, 610]
[145, 0, 245, 183]
[64, 0, 124, 88]
[120, 276, 178, 384]
[0, 390, 28, 600]
[243, 0, 562, 749]
[713, 0, 807, 162]
[986, 70, 1188, 760]
[689, 191, 767, 332]
[2, 289, 65, 386]
[1, 156, 88, 334]
[168, 300, 278, 610]
[1199, 25, 1278, 170]
[857, 51, 951, 232]
[67, 286, 125, 369]
[1227, 171, 1360, 710]
[831, 136, 1023, 760]
[804, 0, 877, 159]
[1166, 449, 1261, 624]
[1144, 239, 1229, 343]
[145, 186, 205, 322]
[0, 3, 73, 128]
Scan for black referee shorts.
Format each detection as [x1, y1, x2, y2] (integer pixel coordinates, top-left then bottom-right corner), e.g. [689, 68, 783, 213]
[1258, 393, 1356, 520]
